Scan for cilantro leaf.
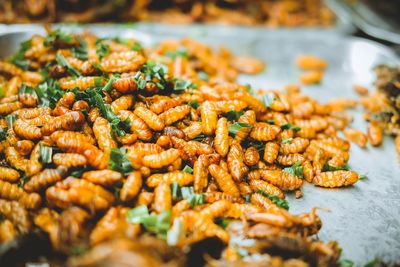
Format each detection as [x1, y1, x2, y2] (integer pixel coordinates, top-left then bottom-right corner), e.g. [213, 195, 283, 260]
[187, 101, 200, 109]
[56, 54, 81, 77]
[182, 165, 193, 174]
[108, 147, 133, 174]
[35, 79, 64, 108]
[126, 205, 171, 240]
[44, 29, 74, 47]
[8, 39, 31, 70]
[39, 144, 56, 164]
[359, 174, 368, 181]
[322, 163, 351, 172]
[134, 61, 169, 90]
[5, 114, 17, 128]
[225, 110, 244, 121]
[338, 259, 355, 267]
[256, 190, 289, 210]
[283, 162, 304, 178]
[71, 38, 88, 60]
[281, 138, 293, 144]
[174, 78, 193, 91]
[214, 217, 230, 229]
[261, 93, 275, 107]
[0, 126, 7, 142]
[95, 39, 110, 59]
[280, 123, 301, 131]
[228, 122, 251, 136]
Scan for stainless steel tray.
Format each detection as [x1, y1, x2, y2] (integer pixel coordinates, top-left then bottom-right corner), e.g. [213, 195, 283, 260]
[0, 24, 399, 264]
[327, 0, 400, 44]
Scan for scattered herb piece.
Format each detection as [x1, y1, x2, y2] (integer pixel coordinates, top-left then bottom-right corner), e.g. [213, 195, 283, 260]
[134, 61, 169, 90]
[266, 119, 275, 125]
[182, 165, 193, 174]
[95, 39, 110, 59]
[338, 259, 354, 267]
[34, 79, 64, 108]
[70, 166, 92, 178]
[364, 258, 380, 267]
[322, 163, 351, 172]
[174, 78, 193, 91]
[281, 138, 293, 144]
[228, 122, 251, 136]
[0, 127, 7, 141]
[39, 144, 55, 164]
[5, 114, 17, 128]
[71, 39, 88, 60]
[108, 147, 133, 174]
[261, 93, 275, 107]
[126, 205, 171, 240]
[283, 162, 304, 178]
[187, 101, 200, 109]
[167, 218, 184, 246]
[214, 217, 230, 229]
[56, 54, 81, 77]
[165, 47, 188, 59]
[359, 174, 368, 181]
[225, 110, 244, 121]
[192, 133, 206, 141]
[257, 190, 289, 210]
[170, 183, 205, 207]
[44, 29, 74, 46]
[8, 39, 31, 70]
[280, 123, 301, 132]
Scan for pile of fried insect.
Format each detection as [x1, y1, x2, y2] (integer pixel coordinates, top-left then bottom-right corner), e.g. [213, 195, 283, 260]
[0, 29, 363, 266]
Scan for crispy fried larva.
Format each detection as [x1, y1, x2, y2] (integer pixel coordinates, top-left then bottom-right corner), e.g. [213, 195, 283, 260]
[0, 180, 41, 209]
[279, 138, 310, 154]
[119, 110, 152, 141]
[183, 122, 203, 140]
[15, 140, 35, 156]
[313, 170, 359, 188]
[24, 166, 68, 192]
[343, 128, 368, 148]
[263, 142, 280, 164]
[26, 142, 44, 177]
[0, 167, 20, 183]
[201, 200, 232, 219]
[93, 117, 118, 151]
[201, 101, 218, 136]
[276, 153, 305, 166]
[367, 123, 383, 147]
[100, 57, 145, 73]
[59, 76, 105, 90]
[13, 118, 42, 140]
[149, 96, 183, 115]
[0, 61, 23, 77]
[159, 105, 191, 126]
[259, 169, 303, 191]
[227, 140, 248, 182]
[53, 153, 87, 168]
[235, 91, 266, 114]
[134, 106, 165, 131]
[153, 181, 172, 213]
[41, 111, 85, 136]
[0, 199, 31, 234]
[299, 70, 323, 84]
[193, 154, 209, 193]
[214, 117, 229, 157]
[296, 55, 327, 70]
[120, 171, 142, 202]
[250, 123, 281, 141]
[112, 76, 138, 93]
[111, 95, 134, 113]
[213, 100, 248, 113]
[208, 164, 241, 198]
[82, 170, 124, 186]
[147, 171, 194, 187]
[244, 146, 260, 166]
[302, 160, 315, 183]
[4, 147, 31, 173]
[0, 219, 17, 243]
[141, 148, 180, 169]
[51, 131, 107, 169]
[249, 179, 285, 199]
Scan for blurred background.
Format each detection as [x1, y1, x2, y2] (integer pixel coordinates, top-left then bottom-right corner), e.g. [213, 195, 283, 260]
[1, 0, 399, 47]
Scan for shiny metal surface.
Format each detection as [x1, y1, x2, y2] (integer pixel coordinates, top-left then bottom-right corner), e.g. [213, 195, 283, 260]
[0, 24, 399, 264]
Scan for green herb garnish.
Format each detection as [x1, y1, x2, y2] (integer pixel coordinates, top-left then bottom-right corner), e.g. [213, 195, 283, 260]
[322, 163, 351, 172]
[281, 138, 293, 144]
[261, 93, 275, 107]
[108, 147, 133, 174]
[214, 217, 230, 229]
[228, 122, 251, 136]
[280, 123, 301, 132]
[182, 165, 193, 174]
[283, 162, 304, 178]
[256, 190, 289, 210]
[56, 54, 81, 77]
[39, 144, 55, 164]
[225, 110, 244, 121]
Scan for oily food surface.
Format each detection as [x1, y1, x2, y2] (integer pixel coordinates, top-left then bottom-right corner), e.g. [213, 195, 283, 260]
[0, 30, 359, 266]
